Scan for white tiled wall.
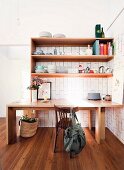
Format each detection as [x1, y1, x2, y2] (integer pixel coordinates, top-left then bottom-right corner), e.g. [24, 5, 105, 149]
[106, 34, 124, 144]
[36, 61, 113, 100]
[36, 46, 113, 99]
[37, 61, 113, 128]
[47, 77, 110, 100]
[29, 42, 124, 144]
[38, 110, 89, 128]
[106, 107, 124, 144]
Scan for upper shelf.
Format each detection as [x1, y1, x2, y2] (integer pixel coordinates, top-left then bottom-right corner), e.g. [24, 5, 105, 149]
[31, 37, 113, 47]
[31, 73, 113, 78]
[32, 55, 114, 62]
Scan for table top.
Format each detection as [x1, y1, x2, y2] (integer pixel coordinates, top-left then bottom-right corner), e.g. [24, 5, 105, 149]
[7, 99, 123, 108]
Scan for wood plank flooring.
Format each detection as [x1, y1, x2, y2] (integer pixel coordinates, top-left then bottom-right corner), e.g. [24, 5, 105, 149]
[0, 118, 124, 170]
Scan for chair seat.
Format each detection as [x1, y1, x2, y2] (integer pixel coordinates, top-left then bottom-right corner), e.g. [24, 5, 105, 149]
[57, 118, 72, 129]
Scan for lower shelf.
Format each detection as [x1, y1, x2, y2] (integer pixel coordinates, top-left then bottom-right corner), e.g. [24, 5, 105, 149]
[31, 73, 113, 78]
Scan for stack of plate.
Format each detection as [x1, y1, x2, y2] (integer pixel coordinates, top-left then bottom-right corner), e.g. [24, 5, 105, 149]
[56, 66, 68, 73]
[48, 65, 56, 73]
[35, 70, 44, 73]
[39, 31, 52, 38]
[68, 68, 78, 73]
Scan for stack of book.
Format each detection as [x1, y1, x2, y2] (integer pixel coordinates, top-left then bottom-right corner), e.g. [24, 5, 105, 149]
[93, 40, 113, 55]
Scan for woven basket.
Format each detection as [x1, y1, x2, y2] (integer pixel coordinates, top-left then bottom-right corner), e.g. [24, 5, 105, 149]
[20, 120, 38, 137]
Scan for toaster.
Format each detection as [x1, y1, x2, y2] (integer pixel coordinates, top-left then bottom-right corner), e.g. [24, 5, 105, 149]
[88, 93, 101, 100]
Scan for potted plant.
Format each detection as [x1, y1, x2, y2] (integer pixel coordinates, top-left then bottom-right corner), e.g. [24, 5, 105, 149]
[27, 77, 43, 102]
[19, 115, 38, 137]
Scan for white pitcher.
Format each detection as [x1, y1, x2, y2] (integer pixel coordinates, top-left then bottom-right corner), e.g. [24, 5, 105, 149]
[32, 90, 37, 102]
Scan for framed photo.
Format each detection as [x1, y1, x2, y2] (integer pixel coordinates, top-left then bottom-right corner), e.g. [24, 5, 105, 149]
[37, 82, 51, 100]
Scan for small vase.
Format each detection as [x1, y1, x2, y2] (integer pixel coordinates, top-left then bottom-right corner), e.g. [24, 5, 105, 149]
[31, 90, 37, 102]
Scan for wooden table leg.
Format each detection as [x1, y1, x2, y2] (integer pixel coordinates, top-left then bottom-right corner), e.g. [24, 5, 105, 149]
[95, 107, 101, 144]
[6, 107, 17, 144]
[88, 110, 92, 130]
[101, 107, 105, 140]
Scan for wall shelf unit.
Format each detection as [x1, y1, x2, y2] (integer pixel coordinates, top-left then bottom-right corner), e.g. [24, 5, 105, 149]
[31, 37, 114, 78]
[32, 55, 114, 62]
[31, 73, 113, 78]
[31, 37, 113, 47]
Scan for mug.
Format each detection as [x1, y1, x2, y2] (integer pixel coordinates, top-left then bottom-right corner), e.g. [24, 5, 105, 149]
[103, 95, 112, 101]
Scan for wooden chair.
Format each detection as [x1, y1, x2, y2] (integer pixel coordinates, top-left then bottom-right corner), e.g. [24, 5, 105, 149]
[54, 105, 79, 153]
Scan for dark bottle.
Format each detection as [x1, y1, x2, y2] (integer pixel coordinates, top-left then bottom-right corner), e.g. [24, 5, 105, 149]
[54, 48, 57, 55]
[101, 27, 105, 38]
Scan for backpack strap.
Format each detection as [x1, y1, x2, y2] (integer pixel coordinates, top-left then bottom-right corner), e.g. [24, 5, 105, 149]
[70, 107, 79, 124]
[73, 112, 79, 123]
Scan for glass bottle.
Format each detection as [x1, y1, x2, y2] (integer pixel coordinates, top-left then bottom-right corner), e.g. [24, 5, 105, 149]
[101, 27, 105, 38]
[54, 48, 57, 55]
[86, 45, 92, 55]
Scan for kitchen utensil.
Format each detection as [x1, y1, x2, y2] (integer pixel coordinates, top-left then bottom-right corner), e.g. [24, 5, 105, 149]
[85, 67, 90, 73]
[105, 67, 112, 73]
[103, 95, 112, 101]
[99, 66, 105, 73]
[54, 49, 57, 55]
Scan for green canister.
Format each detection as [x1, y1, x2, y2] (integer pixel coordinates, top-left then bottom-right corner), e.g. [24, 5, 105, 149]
[95, 24, 101, 38]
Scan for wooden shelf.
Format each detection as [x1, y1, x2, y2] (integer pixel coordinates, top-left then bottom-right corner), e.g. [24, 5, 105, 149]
[31, 73, 113, 78]
[32, 55, 114, 62]
[31, 37, 114, 79]
[31, 37, 113, 47]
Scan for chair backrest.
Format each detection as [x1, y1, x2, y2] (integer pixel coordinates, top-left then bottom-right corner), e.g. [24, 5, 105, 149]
[54, 105, 79, 129]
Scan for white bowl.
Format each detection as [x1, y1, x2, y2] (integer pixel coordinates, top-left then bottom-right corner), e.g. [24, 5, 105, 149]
[53, 33, 66, 38]
[39, 31, 52, 38]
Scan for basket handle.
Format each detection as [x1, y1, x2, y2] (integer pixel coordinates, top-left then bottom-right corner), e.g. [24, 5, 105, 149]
[19, 120, 21, 126]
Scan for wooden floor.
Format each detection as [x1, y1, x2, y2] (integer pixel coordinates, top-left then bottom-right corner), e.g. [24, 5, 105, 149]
[0, 118, 124, 170]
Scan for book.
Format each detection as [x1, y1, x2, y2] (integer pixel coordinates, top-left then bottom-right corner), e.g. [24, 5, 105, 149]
[103, 44, 108, 55]
[107, 42, 112, 55]
[100, 43, 104, 55]
[93, 40, 99, 55]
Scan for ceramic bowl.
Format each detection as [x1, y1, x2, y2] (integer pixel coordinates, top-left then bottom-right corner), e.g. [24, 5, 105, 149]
[39, 31, 52, 38]
[53, 33, 66, 38]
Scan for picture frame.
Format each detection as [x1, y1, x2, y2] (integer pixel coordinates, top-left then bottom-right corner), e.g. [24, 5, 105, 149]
[37, 82, 51, 100]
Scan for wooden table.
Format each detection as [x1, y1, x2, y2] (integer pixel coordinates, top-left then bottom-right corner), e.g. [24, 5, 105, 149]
[6, 99, 122, 145]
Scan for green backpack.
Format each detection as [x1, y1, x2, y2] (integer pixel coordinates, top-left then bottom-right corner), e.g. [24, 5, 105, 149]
[64, 112, 86, 156]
